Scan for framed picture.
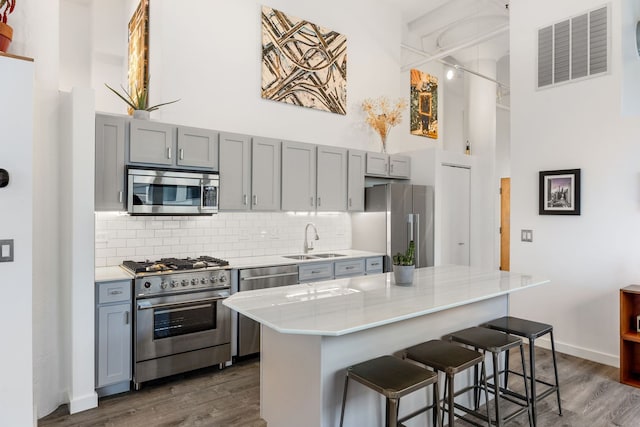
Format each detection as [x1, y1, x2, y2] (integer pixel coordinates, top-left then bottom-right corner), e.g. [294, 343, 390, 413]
[128, 0, 149, 114]
[539, 169, 581, 215]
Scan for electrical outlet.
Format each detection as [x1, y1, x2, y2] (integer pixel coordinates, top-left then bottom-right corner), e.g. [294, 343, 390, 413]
[521, 229, 533, 242]
[0, 239, 14, 262]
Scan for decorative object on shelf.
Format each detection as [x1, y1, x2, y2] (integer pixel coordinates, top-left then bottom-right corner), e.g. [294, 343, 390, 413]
[0, 168, 8, 188]
[465, 140, 470, 155]
[105, 76, 179, 119]
[128, 0, 149, 116]
[0, 0, 15, 53]
[410, 69, 438, 139]
[261, 5, 347, 115]
[362, 96, 407, 153]
[539, 168, 581, 215]
[392, 240, 415, 285]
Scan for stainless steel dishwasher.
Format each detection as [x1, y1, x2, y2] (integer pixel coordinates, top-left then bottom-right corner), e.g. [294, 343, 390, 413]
[237, 264, 298, 357]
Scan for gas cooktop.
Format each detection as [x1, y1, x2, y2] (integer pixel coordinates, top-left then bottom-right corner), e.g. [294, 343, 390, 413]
[122, 256, 230, 275]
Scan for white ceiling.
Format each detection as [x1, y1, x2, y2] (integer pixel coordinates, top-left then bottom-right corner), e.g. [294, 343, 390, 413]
[392, 0, 510, 70]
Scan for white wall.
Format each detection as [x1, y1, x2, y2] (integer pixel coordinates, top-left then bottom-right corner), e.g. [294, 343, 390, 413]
[0, 55, 34, 427]
[510, 0, 640, 366]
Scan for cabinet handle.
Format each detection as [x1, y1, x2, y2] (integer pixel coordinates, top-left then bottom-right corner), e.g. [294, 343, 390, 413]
[311, 270, 322, 274]
[253, 195, 258, 205]
[310, 197, 314, 207]
[167, 147, 172, 159]
[125, 311, 129, 325]
[243, 194, 248, 205]
[179, 148, 184, 160]
[317, 197, 321, 207]
[345, 266, 355, 270]
[109, 290, 123, 295]
[385, 163, 388, 173]
[371, 262, 380, 266]
[118, 191, 123, 203]
[348, 198, 352, 207]
[390, 164, 394, 173]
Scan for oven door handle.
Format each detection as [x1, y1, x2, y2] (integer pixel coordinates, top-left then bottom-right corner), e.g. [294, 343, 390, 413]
[137, 294, 229, 310]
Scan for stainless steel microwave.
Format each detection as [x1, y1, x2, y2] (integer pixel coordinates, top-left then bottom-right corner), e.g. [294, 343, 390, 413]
[127, 168, 219, 215]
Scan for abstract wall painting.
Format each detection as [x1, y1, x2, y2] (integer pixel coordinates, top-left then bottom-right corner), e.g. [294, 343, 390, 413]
[410, 69, 438, 139]
[128, 0, 149, 114]
[261, 6, 347, 115]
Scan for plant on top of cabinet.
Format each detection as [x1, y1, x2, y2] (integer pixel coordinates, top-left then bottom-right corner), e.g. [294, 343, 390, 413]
[362, 96, 407, 154]
[0, 0, 15, 53]
[105, 76, 179, 119]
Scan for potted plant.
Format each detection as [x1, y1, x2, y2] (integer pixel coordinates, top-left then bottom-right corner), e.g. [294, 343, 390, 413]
[0, 0, 15, 53]
[105, 76, 179, 119]
[392, 240, 415, 285]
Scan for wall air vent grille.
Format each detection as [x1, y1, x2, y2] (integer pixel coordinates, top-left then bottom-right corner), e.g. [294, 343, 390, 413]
[537, 5, 608, 89]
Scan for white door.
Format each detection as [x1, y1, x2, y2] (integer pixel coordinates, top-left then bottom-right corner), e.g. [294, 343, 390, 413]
[441, 165, 470, 265]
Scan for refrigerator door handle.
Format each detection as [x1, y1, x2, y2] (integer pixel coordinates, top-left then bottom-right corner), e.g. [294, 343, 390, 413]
[414, 214, 420, 268]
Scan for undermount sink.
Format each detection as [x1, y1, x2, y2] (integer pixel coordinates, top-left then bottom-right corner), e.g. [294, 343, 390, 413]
[313, 253, 346, 258]
[282, 254, 319, 260]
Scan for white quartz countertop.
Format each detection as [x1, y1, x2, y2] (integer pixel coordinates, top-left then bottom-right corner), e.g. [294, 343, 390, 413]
[225, 249, 385, 269]
[95, 266, 134, 282]
[223, 264, 550, 336]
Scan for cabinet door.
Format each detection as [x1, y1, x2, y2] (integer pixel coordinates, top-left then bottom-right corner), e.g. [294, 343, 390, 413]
[177, 126, 219, 170]
[334, 258, 365, 277]
[251, 137, 281, 211]
[298, 262, 333, 282]
[95, 114, 126, 211]
[365, 256, 384, 274]
[365, 152, 388, 176]
[97, 303, 131, 387]
[219, 132, 251, 210]
[347, 150, 365, 211]
[389, 154, 411, 178]
[282, 141, 317, 211]
[129, 119, 174, 165]
[317, 146, 347, 211]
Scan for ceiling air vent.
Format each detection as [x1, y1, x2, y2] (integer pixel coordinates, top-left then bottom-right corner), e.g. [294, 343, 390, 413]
[537, 5, 608, 89]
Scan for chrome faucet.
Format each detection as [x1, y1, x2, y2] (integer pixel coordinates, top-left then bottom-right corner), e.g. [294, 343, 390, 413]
[303, 223, 319, 253]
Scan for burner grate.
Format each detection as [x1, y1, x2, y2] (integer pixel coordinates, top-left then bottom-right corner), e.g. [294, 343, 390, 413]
[122, 256, 229, 274]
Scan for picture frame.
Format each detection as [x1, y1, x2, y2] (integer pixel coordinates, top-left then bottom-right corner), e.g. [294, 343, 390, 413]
[127, 0, 149, 115]
[539, 169, 581, 215]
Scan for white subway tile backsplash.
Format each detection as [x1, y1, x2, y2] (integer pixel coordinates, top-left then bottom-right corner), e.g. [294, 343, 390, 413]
[95, 212, 351, 267]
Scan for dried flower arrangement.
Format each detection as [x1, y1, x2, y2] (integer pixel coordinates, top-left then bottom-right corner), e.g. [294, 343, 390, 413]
[0, 0, 16, 53]
[361, 96, 407, 153]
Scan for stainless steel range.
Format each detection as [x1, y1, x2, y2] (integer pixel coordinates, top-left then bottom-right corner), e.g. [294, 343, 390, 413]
[122, 256, 232, 390]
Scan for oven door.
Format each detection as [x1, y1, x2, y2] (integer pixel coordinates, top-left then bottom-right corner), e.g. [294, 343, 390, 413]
[135, 289, 230, 362]
[127, 168, 219, 215]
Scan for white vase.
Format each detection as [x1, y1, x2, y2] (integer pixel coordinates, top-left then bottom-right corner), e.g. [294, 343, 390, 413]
[393, 264, 415, 285]
[133, 109, 150, 120]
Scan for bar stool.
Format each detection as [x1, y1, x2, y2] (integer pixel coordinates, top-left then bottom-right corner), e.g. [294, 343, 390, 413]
[447, 327, 534, 427]
[481, 316, 562, 426]
[403, 339, 492, 427]
[339, 355, 442, 427]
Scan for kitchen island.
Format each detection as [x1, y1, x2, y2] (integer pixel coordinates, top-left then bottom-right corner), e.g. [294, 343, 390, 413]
[223, 265, 550, 427]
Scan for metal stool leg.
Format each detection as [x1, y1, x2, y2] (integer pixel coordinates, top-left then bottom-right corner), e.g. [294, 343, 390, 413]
[492, 351, 502, 427]
[433, 378, 443, 427]
[550, 330, 563, 416]
[386, 397, 399, 427]
[339, 374, 349, 427]
[481, 360, 492, 427]
[529, 338, 537, 426]
[519, 343, 534, 427]
[447, 373, 455, 427]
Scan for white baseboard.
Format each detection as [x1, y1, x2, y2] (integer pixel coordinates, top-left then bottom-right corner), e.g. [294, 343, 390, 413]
[534, 336, 619, 368]
[67, 390, 98, 414]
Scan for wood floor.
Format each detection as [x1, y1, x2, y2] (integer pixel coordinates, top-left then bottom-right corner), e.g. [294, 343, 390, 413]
[39, 348, 640, 427]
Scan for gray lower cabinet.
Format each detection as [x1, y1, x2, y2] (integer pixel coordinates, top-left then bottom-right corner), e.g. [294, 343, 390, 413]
[95, 114, 126, 211]
[282, 141, 317, 211]
[219, 132, 251, 210]
[96, 280, 132, 397]
[347, 150, 365, 211]
[317, 146, 347, 211]
[298, 262, 333, 283]
[334, 258, 365, 277]
[365, 256, 384, 274]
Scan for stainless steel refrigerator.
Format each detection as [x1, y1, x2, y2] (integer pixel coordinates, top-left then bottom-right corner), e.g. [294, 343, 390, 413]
[352, 183, 434, 272]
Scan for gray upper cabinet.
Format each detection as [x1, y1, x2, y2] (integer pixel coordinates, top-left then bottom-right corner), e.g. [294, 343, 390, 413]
[366, 152, 388, 176]
[282, 141, 317, 211]
[347, 150, 365, 211]
[219, 132, 251, 210]
[251, 137, 281, 211]
[177, 126, 219, 169]
[317, 146, 347, 211]
[365, 152, 411, 178]
[389, 154, 411, 178]
[95, 114, 126, 211]
[129, 119, 174, 165]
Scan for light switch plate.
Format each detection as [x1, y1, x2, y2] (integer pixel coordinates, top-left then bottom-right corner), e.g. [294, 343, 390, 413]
[0, 239, 14, 262]
[521, 230, 533, 242]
